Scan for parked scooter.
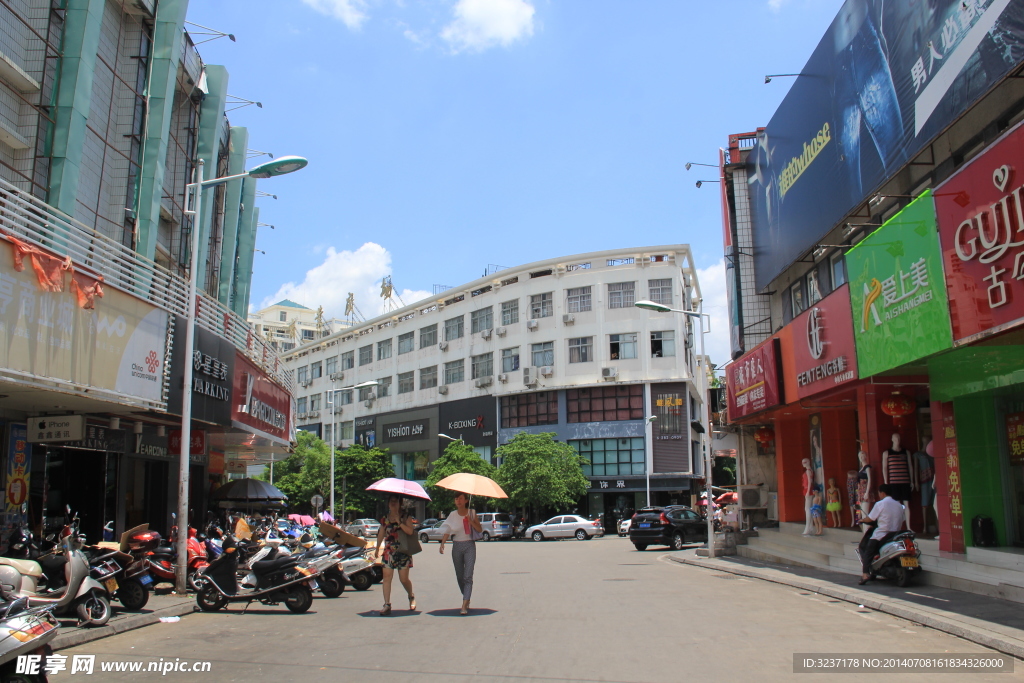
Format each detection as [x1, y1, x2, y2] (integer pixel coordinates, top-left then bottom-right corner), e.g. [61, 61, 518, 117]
[82, 524, 154, 611]
[855, 522, 923, 587]
[0, 596, 59, 682]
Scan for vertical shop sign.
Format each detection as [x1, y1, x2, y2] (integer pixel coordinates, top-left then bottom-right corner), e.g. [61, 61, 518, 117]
[5, 424, 28, 517]
[942, 409, 966, 553]
[725, 338, 783, 420]
[1007, 412, 1024, 466]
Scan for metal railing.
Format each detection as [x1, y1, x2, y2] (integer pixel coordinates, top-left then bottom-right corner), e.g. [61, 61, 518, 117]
[0, 176, 293, 392]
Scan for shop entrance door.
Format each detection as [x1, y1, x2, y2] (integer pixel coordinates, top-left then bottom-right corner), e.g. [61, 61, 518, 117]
[1001, 399, 1024, 547]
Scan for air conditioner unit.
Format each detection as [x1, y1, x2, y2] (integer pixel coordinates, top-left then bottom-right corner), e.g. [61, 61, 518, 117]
[364, 400, 373, 408]
[540, 366, 553, 377]
[496, 327, 507, 337]
[766, 492, 779, 521]
[333, 406, 343, 414]
[738, 484, 768, 510]
[308, 411, 320, 419]
[298, 411, 308, 419]
[481, 328, 493, 340]
[526, 320, 539, 330]
[438, 385, 449, 395]
[498, 373, 508, 383]
[438, 341, 449, 351]
[562, 314, 575, 325]
[329, 372, 344, 381]
[601, 367, 618, 379]
[300, 380, 311, 388]
[523, 367, 537, 386]
[475, 377, 493, 388]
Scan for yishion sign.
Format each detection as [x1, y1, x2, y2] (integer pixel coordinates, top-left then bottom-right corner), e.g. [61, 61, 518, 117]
[726, 338, 783, 420]
[791, 284, 859, 399]
[935, 119, 1024, 344]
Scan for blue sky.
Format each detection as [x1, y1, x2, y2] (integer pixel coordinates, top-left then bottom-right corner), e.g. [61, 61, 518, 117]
[186, 0, 844, 366]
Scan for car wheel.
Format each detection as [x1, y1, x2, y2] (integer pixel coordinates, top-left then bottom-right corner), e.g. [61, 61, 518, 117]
[633, 543, 648, 552]
[482, 531, 491, 542]
[420, 533, 429, 543]
[532, 531, 544, 542]
[671, 533, 686, 551]
[575, 529, 587, 540]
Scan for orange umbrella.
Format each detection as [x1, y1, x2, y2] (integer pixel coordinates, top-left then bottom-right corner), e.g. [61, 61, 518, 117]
[435, 473, 508, 499]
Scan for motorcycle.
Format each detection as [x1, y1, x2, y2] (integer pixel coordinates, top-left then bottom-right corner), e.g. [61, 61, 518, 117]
[512, 521, 527, 540]
[0, 597, 59, 682]
[82, 525, 154, 611]
[855, 523, 923, 587]
[193, 537, 320, 613]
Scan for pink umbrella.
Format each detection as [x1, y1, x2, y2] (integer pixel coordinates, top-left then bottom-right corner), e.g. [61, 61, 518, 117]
[298, 515, 316, 526]
[366, 477, 431, 501]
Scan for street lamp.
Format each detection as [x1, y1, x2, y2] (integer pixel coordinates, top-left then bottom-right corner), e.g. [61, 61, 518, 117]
[328, 380, 378, 520]
[634, 299, 715, 557]
[438, 433, 463, 443]
[176, 155, 307, 593]
[644, 415, 657, 507]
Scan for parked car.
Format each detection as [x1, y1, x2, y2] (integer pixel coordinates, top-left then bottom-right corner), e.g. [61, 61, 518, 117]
[415, 518, 439, 532]
[628, 506, 707, 551]
[346, 519, 380, 538]
[618, 518, 631, 537]
[418, 520, 448, 543]
[476, 513, 513, 541]
[527, 515, 604, 541]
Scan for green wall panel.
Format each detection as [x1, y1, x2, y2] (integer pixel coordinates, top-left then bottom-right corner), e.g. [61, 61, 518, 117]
[954, 393, 1007, 547]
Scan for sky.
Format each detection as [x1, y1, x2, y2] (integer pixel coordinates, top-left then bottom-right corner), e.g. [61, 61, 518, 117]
[186, 0, 845, 368]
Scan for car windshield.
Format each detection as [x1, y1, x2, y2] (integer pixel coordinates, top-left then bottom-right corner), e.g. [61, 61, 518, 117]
[493, 514, 512, 522]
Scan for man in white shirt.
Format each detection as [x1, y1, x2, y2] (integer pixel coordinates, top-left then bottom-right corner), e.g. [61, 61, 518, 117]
[859, 483, 905, 584]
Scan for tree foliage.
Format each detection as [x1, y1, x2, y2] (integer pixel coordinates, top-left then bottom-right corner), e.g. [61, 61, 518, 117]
[334, 444, 395, 520]
[494, 433, 589, 513]
[424, 441, 497, 514]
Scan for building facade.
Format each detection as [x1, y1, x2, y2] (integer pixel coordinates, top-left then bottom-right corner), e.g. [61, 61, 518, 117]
[248, 299, 351, 352]
[284, 246, 708, 523]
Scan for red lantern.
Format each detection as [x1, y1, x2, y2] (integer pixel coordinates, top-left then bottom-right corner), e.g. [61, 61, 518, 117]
[754, 426, 775, 445]
[881, 392, 916, 426]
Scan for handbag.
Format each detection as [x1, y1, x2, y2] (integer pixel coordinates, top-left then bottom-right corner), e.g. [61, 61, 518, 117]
[466, 512, 484, 542]
[397, 529, 422, 556]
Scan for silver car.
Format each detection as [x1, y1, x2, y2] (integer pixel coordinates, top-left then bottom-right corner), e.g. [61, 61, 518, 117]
[418, 520, 448, 543]
[346, 518, 380, 538]
[476, 512, 513, 541]
[527, 515, 604, 541]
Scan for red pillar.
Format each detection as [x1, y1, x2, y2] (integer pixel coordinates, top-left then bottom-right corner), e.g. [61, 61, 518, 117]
[821, 410, 859, 526]
[932, 400, 965, 553]
[776, 416, 810, 523]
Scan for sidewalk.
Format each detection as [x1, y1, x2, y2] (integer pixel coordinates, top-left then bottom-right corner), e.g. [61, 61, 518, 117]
[52, 591, 196, 650]
[670, 550, 1024, 659]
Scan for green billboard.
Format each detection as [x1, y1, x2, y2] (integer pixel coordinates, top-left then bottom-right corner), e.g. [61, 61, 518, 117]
[845, 191, 952, 378]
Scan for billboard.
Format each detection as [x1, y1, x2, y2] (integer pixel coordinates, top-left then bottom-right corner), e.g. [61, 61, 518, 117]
[166, 315, 235, 426]
[747, 0, 1024, 291]
[846, 192, 953, 377]
[232, 352, 291, 444]
[725, 338, 784, 420]
[790, 285, 859, 399]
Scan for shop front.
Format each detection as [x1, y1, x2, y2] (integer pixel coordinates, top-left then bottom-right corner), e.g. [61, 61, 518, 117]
[438, 396, 498, 463]
[378, 408, 437, 482]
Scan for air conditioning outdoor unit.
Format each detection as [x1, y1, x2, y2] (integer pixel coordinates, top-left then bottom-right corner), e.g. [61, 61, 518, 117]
[300, 380, 311, 388]
[498, 373, 508, 383]
[562, 314, 575, 325]
[438, 385, 449, 395]
[481, 328, 493, 340]
[523, 367, 537, 386]
[364, 400, 373, 408]
[601, 367, 618, 379]
[475, 377, 493, 388]
[329, 372, 344, 381]
[298, 411, 308, 419]
[496, 327, 507, 337]
[438, 341, 449, 351]
[526, 320, 539, 330]
[308, 411, 320, 419]
[333, 406, 343, 414]
[766, 492, 779, 521]
[738, 484, 768, 510]
[540, 366, 553, 377]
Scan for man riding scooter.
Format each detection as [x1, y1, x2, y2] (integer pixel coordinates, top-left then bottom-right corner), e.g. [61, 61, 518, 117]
[859, 483, 904, 585]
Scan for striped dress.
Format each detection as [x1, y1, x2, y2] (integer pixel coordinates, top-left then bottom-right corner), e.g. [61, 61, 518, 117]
[886, 448, 911, 484]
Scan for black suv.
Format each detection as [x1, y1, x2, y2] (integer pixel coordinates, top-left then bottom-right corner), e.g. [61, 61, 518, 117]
[628, 506, 707, 551]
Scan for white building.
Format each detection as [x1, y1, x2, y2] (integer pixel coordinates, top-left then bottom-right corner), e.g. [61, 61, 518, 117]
[249, 299, 350, 352]
[283, 246, 707, 523]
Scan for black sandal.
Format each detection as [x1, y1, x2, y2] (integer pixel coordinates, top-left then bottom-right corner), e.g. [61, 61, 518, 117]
[380, 603, 392, 616]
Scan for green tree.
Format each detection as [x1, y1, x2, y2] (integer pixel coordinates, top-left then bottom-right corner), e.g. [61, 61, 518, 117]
[494, 433, 589, 517]
[333, 444, 395, 521]
[424, 441, 497, 515]
[263, 431, 332, 513]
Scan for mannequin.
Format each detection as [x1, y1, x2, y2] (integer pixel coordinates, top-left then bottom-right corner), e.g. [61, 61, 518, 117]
[856, 451, 873, 527]
[802, 458, 815, 535]
[914, 439, 936, 536]
[826, 478, 841, 528]
[882, 432, 914, 530]
[846, 470, 859, 527]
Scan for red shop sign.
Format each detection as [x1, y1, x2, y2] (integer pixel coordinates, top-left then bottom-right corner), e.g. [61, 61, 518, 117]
[790, 284, 859, 399]
[935, 120, 1024, 343]
[1008, 412, 1024, 467]
[232, 352, 290, 442]
[726, 338, 783, 420]
[168, 429, 206, 456]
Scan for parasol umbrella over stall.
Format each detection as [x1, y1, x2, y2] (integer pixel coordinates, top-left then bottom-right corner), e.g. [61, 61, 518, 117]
[211, 478, 288, 512]
[366, 478, 431, 501]
[288, 514, 316, 526]
[434, 473, 507, 499]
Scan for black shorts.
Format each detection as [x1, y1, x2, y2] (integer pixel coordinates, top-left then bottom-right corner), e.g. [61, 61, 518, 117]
[888, 482, 912, 502]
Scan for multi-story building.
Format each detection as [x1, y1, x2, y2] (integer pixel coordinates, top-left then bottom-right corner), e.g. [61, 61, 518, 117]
[284, 246, 708, 523]
[0, 1, 292, 543]
[248, 299, 351, 352]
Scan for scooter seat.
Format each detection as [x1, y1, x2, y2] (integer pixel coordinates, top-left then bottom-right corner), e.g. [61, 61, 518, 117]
[251, 556, 297, 575]
[341, 546, 364, 559]
[0, 558, 42, 578]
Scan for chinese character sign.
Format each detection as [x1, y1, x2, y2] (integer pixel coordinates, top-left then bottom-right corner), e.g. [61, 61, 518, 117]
[5, 423, 28, 518]
[725, 339, 783, 420]
[1007, 412, 1024, 466]
[938, 405, 965, 554]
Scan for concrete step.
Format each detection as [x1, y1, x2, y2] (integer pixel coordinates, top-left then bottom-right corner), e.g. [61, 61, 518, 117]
[752, 527, 850, 556]
[745, 536, 833, 567]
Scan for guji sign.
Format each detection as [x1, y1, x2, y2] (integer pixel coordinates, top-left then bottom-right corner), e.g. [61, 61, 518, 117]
[935, 120, 1024, 344]
[725, 338, 783, 420]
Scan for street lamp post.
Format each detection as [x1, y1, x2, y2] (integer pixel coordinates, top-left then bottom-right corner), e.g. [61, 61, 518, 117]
[634, 300, 714, 557]
[329, 381, 378, 520]
[177, 155, 307, 594]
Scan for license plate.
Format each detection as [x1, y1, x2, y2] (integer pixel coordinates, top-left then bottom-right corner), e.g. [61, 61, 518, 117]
[104, 577, 119, 593]
[900, 556, 919, 568]
[138, 574, 153, 586]
[639, 523, 651, 528]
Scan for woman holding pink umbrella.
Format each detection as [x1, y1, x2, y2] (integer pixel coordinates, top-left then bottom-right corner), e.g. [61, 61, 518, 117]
[374, 494, 417, 616]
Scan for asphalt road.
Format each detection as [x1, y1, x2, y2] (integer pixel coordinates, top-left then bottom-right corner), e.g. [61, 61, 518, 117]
[53, 535, 1018, 682]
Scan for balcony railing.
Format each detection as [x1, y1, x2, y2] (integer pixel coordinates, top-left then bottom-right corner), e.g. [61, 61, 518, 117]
[0, 176, 293, 394]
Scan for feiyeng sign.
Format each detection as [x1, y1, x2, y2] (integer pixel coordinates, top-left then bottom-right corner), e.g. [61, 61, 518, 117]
[791, 284, 859, 399]
[746, 0, 1024, 291]
[725, 338, 783, 420]
[846, 192, 953, 377]
[5, 423, 28, 515]
[232, 352, 290, 444]
[935, 120, 1024, 344]
[0, 239, 167, 405]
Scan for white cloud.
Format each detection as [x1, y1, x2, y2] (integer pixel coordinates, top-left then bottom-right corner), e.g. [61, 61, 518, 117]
[300, 0, 369, 29]
[260, 242, 431, 320]
[696, 258, 731, 371]
[767, 0, 788, 11]
[441, 0, 535, 53]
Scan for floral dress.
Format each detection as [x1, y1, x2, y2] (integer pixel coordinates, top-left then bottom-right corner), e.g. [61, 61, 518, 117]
[379, 516, 413, 570]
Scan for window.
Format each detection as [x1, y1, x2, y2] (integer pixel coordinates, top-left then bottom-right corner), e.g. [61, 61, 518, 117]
[651, 331, 675, 358]
[326, 356, 338, 374]
[790, 280, 806, 316]
[341, 351, 354, 370]
[398, 371, 415, 394]
[377, 376, 392, 397]
[471, 307, 493, 333]
[340, 421, 354, 440]
[296, 366, 309, 384]
[357, 385, 373, 401]
[831, 252, 846, 288]
[471, 353, 493, 379]
[567, 385, 645, 423]
[806, 269, 822, 305]
[377, 339, 392, 361]
[565, 286, 591, 313]
[297, 397, 307, 414]
[279, 311, 287, 322]
[420, 324, 437, 348]
[609, 333, 638, 360]
[648, 278, 673, 306]
[358, 345, 372, 366]
[398, 332, 414, 354]
[310, 393, 321, 411]
[444, 359, 465, 384]
[444, 316, 464, 341]
[339, 390, 353, 405]
[501, 347, 520, 373]
[500, 392, 558, 428]
[310, 361, 322, 379]
[531, 341, 554, 367]
[608, 282, 636, 308]
[501, 300, 519, 325]
[568, 337, 593, 363]
[303, 329, 316, 341]
[324, 424, 332, 444]
[574, 437, 645, 476]
[530, 292, 553, 319]
[420, 365, 438, 389]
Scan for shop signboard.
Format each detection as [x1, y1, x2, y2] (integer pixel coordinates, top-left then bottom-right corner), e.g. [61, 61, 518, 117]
[651, 382, 691, 474]
[846, 192, 953, 377]
[746, 0, 1024, 291]
[226, 459, 248, 475]
[940, 406, 966, 553]
[934, 120, 1024, 344]
[1008, 412, 1024, 466]
[725, 338, 783, 420]
[381, 419, 429, 443]
[60, 424, 125, 453]
[438, 396, 496, 448]
[27, 415, 85, 443]
[354, 416, 376, 448]
[0, 239, 168, 405]
[791, 285, 859, 399]
[168, 429, 206, 458]
[232, 352, 290, 444]
[5, 423, 28, 515]
[167, 315, 234, 426]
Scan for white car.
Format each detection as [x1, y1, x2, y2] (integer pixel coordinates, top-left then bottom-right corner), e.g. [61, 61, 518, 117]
[346, 518, 380, 538]
[618, 518, 631, 537]
[527, 515, 604, 541]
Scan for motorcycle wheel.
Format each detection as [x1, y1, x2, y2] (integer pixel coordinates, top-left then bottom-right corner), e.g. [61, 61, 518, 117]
[197, 584, 227, 612]
[320, 575, 344, 598]
[118, 578, 150, 611]
[350, 571, 373, 591]
[285, 585, 313, 613]
[76, 591, 111, 627]
[895, 566, 913, 588]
